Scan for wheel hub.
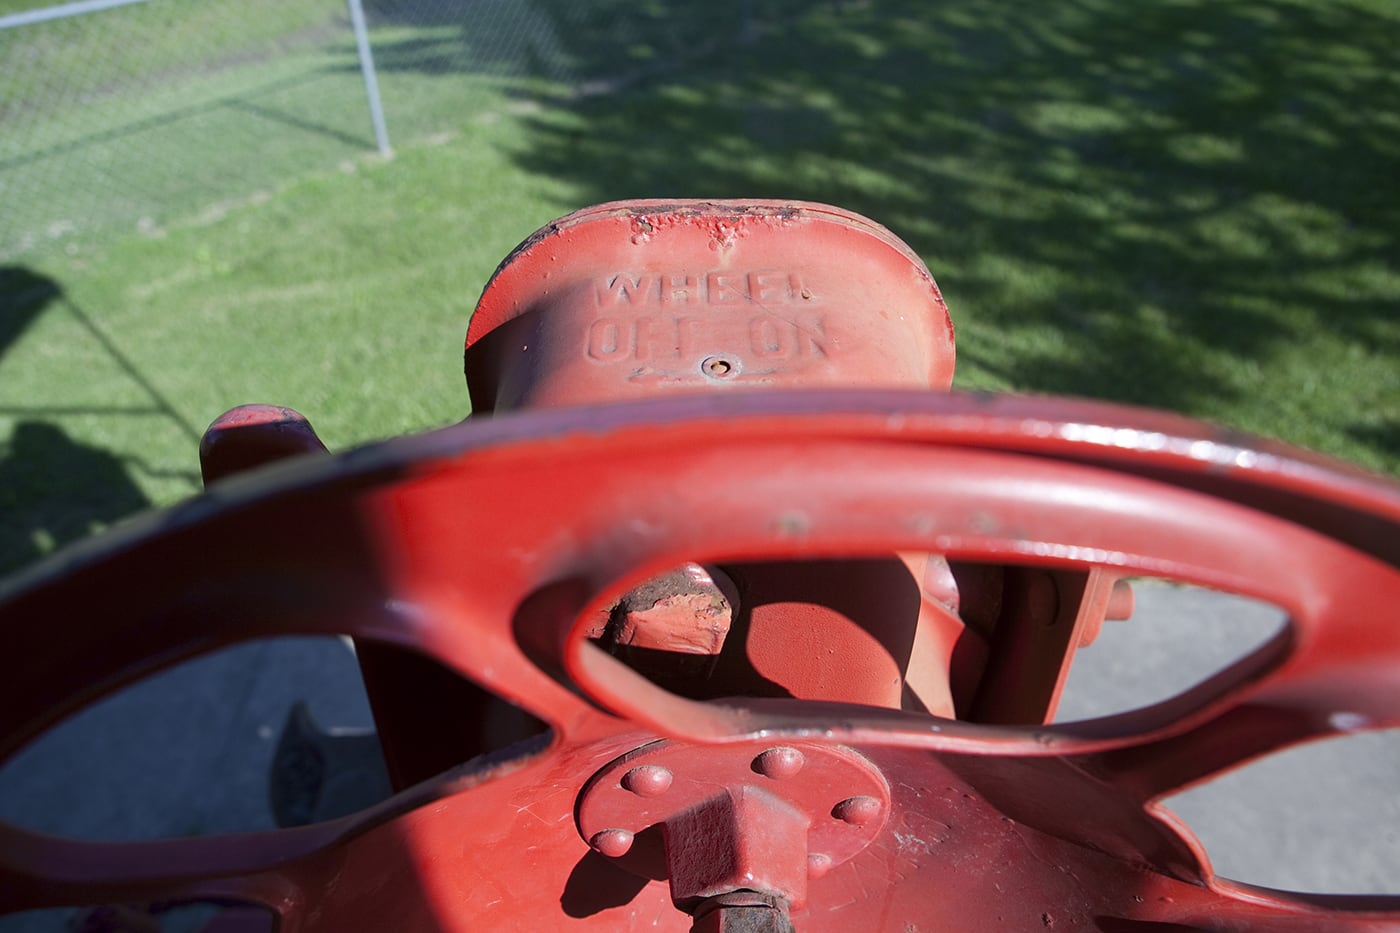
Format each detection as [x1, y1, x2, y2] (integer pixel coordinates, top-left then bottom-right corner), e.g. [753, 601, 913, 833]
[576, 740, 890, 916]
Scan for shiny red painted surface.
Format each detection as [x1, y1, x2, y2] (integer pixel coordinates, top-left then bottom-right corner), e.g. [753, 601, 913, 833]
[3, 201, 1400, 930]
[464, 200, 956, 413]
[4, 392, 1400, 929]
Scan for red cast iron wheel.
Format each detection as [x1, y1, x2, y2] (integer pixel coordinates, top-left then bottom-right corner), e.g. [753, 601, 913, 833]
[3, 389, 1400, 931]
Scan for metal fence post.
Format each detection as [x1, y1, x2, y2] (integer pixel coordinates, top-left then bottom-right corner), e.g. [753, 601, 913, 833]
[0, 0, 150, 31]
[346, 0, 392, 157]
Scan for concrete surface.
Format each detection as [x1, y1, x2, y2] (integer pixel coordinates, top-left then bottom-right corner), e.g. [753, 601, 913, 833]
[1, 583, 1397, 930]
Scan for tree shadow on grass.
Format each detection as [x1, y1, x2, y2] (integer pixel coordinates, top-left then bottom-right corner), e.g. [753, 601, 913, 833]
[1347, 421, 1400, 474]
[362, 0, 1400, 468]
[361, 0, 745, 82]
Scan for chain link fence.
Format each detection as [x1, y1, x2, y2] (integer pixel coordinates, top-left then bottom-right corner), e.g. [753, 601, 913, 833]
[0, 0, 749, 262]
[2, 0, 357, 258]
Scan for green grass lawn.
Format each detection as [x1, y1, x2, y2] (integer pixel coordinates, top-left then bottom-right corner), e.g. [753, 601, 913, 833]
[2, 0, 1398, 578]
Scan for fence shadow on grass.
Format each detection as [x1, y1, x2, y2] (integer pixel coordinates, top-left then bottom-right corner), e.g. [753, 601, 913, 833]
[0, 266, 192, 577]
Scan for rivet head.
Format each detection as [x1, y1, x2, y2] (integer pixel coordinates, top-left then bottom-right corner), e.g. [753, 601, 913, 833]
[833, 795, 882, 826]
[621, 765, 674, 798]
[590, 829, 634, 858]
[807, 853, 833, 879]
[754, 746, 805, 780]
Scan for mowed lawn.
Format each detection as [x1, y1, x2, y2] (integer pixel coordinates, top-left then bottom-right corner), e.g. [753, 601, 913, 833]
[1, 0, 1398, 578]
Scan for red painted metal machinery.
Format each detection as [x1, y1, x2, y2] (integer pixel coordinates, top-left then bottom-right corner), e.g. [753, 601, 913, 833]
[4, 200, 1400, 931]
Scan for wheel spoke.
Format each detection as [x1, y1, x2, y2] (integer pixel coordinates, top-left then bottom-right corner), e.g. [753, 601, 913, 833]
[0, 455, 607, 764]
[1066, 563, 1400, 800]
[0, 820, 325, 914]
[1135, 876, 1400, 930]
[1073, 677, 1400, 803]
[0, 733, 569, 918]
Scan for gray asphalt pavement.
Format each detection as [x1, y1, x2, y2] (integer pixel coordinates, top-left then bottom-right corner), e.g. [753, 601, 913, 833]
[1, 582, 1397, 930]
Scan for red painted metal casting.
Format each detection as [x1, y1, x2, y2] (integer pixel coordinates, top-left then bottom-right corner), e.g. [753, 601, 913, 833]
[2, 201, 1400, 931]
[464, 201, 975, 729]
[464, 200, 956, 412]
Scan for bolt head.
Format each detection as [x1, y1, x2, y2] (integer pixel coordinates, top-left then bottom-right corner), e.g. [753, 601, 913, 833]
[754, 746, 805, 780]
[807, 853, 833, 879]
[832, 795, 882, 826]
[701, 355, 737, 377]
[621, 765, 674, 797]
[590, 828, 634, 858]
